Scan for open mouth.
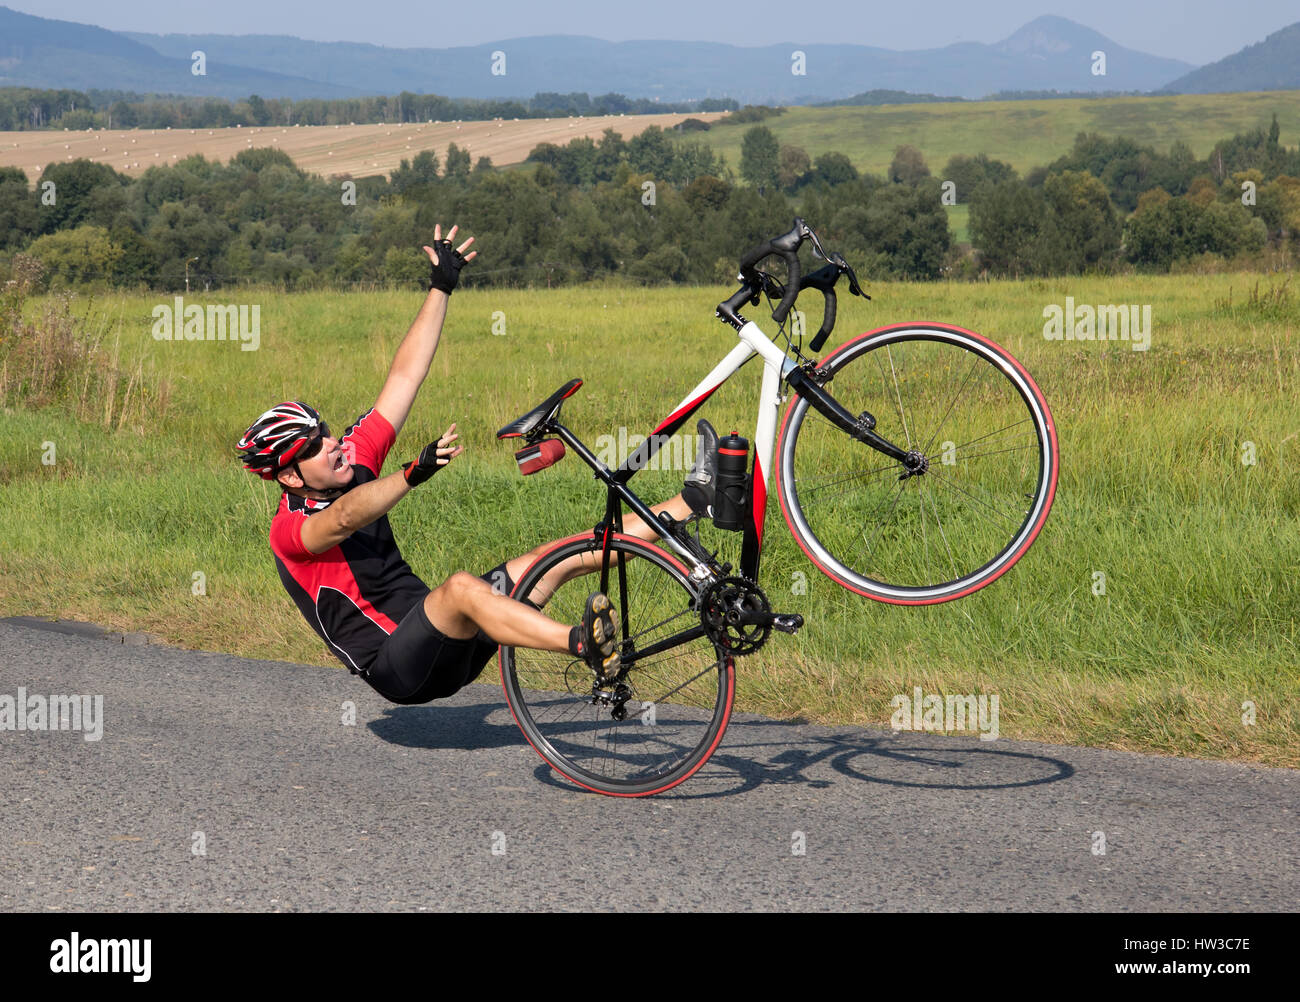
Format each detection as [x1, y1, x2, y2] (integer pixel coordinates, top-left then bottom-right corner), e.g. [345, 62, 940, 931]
[333, 453, 348, 473]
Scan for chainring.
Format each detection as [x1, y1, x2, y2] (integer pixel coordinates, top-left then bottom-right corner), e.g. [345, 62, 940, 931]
[699, 576, 771, 655]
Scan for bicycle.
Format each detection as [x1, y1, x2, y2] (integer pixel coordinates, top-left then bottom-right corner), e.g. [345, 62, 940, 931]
[495, 218, 1058, 797]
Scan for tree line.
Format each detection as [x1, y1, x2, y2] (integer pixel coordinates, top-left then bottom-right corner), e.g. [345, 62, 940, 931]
[0, 86, 736, 131]
[2, 117, 1297, 290]
[735, 115, 1300, 275]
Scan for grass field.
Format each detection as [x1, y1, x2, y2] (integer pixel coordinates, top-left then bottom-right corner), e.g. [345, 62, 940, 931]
[693, 91, 1300, 178]
[1, 277, 1296, 766]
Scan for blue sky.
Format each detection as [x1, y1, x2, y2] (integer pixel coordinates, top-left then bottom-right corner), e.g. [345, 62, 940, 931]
[15, 1, 1297, 66]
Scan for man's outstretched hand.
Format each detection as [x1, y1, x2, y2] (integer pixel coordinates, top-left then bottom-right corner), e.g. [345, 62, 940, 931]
[402, 423, 463, 487]
[424, 223, 477, 294]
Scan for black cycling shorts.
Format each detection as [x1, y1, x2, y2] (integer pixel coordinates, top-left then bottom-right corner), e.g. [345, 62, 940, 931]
[361, 563, 530, 705]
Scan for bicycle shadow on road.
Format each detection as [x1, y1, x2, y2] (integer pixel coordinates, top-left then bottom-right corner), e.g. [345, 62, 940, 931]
[532, 719, 1077, 800]
[672, 719, 1077, 799]
[369, 699, 1076, 800]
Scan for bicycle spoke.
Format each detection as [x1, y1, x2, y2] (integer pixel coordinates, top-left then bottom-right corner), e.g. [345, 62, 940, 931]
[631, 659, 725, 706]
[795, 460, 900, 485]
[926, 469, 1025, 525]
[920, 354, 982, 456]
[872, 344, 913, 449]
[796, 465, 900, 504]
[947, 416, 1033, 454]
[923, 479, 961, 583]
[858, 479, 906, 570]
[919, 484, 930, 587]
[953, 443, 1036, 463]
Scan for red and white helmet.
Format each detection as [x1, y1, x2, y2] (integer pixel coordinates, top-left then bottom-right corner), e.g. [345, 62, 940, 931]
[236, 401, 325, 480]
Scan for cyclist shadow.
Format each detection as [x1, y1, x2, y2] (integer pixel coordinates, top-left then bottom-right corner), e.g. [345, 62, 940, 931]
[367, 699, 525, 751]
[370, 700, 1076, 800]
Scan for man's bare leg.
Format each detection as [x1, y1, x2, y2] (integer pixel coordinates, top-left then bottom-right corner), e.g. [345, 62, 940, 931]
[417, 492, 696, 651]
[422, 571, 572, 651]
[512, 494, 696, 608]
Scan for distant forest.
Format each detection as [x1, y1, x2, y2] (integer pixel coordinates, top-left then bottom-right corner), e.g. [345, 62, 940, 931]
[0, 86, 737, 131]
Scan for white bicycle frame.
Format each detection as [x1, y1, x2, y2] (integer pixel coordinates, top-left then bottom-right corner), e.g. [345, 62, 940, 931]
[603, 318, 799, 581]
[668, 320, 794, 523]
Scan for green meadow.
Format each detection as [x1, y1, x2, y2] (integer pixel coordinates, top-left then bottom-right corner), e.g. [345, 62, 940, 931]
[697, 91, 1300, 178]
[1, 277, 1296, 765]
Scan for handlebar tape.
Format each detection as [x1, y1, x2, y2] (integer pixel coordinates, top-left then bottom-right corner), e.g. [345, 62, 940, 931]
[737, 218, 807, 325]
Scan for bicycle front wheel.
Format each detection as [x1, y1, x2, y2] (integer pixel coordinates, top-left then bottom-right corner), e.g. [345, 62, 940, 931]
[777, 323, 1058, 604]
[500, 533, 734, 797]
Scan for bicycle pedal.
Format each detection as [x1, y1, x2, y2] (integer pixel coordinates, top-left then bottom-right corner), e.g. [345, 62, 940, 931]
[772, 614, 804, 635]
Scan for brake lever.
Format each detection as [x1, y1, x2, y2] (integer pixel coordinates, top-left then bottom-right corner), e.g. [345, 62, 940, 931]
[828, 252, 870, 300]
[843, 263, 869, 300]
[805, 226, 830, 262]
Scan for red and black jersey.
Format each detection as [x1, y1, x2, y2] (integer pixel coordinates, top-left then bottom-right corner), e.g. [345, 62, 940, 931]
[268, 408, 429, 673]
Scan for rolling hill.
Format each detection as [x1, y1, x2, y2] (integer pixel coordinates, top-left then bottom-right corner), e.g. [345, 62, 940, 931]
[1161, 21, 1300, 93]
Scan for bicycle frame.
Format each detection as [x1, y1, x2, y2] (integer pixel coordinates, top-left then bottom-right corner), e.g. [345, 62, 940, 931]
[544, 318, 799, 590]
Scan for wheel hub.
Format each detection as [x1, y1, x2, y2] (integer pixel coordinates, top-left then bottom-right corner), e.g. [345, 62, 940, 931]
[898, 449, 929, 480]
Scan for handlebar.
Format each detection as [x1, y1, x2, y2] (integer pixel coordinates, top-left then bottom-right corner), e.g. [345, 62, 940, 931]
[715, 218, 867, 349]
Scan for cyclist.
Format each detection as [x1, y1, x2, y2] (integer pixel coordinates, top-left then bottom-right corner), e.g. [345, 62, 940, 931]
[235, 226, 705, 706]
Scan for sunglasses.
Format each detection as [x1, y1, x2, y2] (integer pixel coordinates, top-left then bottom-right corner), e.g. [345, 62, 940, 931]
[295, 422, 331, 463]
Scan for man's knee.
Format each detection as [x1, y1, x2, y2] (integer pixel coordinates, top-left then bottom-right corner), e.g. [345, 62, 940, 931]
[430, 571, 484, 609]
[424, 574, 484, 640]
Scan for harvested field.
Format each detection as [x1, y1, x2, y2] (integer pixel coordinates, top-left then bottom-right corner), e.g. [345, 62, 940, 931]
[0, 111, 727, 180]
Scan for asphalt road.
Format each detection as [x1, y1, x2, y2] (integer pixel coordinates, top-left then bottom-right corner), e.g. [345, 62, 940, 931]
[2, 618, 1295, 912]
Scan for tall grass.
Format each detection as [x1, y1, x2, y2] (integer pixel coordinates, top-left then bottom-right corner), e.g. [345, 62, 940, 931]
[0, 256, 171, 430]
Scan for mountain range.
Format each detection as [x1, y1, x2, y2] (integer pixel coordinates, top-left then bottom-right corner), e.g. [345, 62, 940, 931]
[1, 6, 1296, 104]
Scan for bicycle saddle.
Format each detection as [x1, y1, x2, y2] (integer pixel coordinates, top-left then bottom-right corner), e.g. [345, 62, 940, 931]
[496, 378, 582, 439]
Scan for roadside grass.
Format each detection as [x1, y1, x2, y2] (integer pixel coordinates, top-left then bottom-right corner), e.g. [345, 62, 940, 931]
[0, 277, 1295, 766]
[694, 92, 1300, 180]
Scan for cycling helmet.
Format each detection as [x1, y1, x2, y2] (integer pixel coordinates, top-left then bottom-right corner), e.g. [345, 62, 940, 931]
[236, 401, 325, 480]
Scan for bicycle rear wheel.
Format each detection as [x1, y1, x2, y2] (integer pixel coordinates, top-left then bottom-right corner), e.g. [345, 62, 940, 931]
[776, 323, 1057, 604]
[500, 533, 734, 797]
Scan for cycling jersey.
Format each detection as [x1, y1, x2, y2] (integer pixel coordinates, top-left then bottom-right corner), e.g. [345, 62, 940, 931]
[268, 408, 430, 674]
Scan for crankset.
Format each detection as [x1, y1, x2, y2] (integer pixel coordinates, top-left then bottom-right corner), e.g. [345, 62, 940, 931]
[699, 577, 802, 655]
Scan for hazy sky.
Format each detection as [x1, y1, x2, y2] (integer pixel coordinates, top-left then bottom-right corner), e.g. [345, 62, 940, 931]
[15, 0, 1297, 66]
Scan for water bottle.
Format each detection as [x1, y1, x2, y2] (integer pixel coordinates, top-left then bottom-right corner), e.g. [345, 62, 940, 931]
[713, 432, 749, 531]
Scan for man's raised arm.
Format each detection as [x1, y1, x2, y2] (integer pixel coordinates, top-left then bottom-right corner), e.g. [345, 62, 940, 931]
[374, 224, 476, 435]
[299, 427, 462, 554]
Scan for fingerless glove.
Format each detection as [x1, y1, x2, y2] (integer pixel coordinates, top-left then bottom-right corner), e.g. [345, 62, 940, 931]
[427, 239, 467, 294]
[403, 441, 448, 487]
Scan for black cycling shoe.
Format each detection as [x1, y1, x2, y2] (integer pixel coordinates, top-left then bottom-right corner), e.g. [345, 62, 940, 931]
[682, 419, 718, 519]
[577, 592, 621, 681]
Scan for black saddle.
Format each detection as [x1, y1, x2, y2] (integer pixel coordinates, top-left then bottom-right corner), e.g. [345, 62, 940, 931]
[496, 378, 582, 440]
